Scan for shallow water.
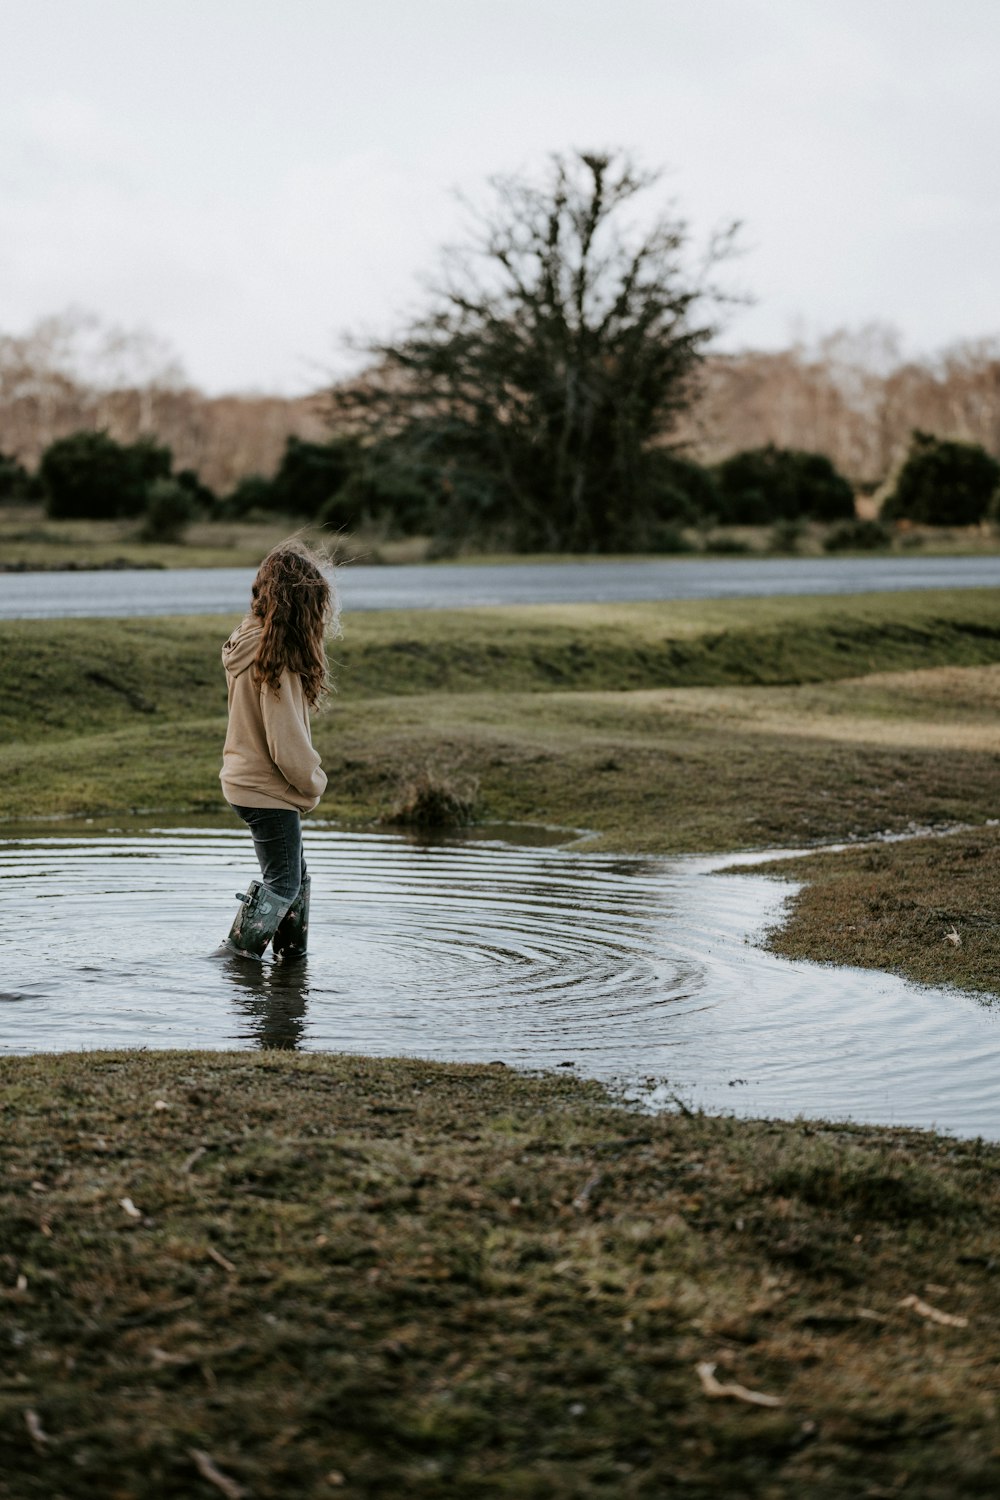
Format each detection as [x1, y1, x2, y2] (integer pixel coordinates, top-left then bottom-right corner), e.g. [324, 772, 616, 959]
[6, 555, 1000, 619]
[3, 825, 999, 1139]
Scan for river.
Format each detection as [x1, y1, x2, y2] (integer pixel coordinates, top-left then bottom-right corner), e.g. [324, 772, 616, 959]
[3, 554, 1000, 618]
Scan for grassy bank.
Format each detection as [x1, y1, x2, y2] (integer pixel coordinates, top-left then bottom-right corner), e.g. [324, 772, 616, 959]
[4, 593, 1000, 857]
[4, 1050, 1000, 1498]
[755, 821, 1000, 994]
[0, 508, 423, 571]
[4, 502, 1000, 567]
[4, 596, 1000, 982]
[7, 598, 1000, 1493]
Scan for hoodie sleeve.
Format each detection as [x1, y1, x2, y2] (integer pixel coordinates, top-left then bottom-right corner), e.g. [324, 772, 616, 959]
[259, 671, 328, 803]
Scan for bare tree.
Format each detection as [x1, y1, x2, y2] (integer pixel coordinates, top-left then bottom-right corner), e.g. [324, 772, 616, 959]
[328, 150, 741, 550]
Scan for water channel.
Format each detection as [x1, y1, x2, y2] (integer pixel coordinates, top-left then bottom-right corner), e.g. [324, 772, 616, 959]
[5, 554, 1000, 619]
[4, 822, 999, 1140]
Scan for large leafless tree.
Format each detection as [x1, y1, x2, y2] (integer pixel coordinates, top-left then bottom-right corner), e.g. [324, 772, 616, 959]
[329, 151, 740, 550]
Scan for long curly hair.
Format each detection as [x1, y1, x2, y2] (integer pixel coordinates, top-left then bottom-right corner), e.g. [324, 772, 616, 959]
[250, 542, 338, 708]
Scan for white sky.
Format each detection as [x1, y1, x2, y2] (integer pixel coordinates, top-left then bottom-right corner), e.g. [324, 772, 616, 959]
[3, 0, 999, 394]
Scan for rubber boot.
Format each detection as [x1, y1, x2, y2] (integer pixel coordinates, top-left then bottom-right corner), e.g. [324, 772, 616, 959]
[272, 874, 310, 961]
[216, 880, 294, 959]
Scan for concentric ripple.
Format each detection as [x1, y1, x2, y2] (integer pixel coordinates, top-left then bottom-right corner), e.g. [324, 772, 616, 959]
[4, 826, 1000, 1140]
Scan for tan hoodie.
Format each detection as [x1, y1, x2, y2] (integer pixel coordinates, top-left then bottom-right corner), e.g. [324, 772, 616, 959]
[219, 616, 328, 813]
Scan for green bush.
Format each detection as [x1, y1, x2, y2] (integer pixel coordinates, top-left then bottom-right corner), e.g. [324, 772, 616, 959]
[138, 478, 199, 544]
[40, 431, 172, 519]
[174, 468, 217, 510]
[647, 453, 721, 526]
[0, 451, 39, 504]
[768, 518, 805, 554]
[715, 445, 855, 524]
[319, 453, 438, 536]
[649, 522, 696, 554]
[882, 431, 1000, 526]
[269, 436, 361, 516]
[220, 475, 277, 519]
[823, 519, 892, 552]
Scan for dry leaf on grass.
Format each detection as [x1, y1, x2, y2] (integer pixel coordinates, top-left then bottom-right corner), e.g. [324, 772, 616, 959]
[944, 926, 962, 947]
[696, 1361, 784, 1408]
[119, 1197, 142, 1219]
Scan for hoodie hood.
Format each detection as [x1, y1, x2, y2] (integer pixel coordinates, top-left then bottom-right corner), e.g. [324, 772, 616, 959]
[222, 616, 262, 679]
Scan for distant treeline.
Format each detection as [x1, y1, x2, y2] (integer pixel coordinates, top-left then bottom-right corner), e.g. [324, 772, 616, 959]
[3, 315, 999, 491]
[2, 312, 1000, 551]
[4, 425, 999, 551]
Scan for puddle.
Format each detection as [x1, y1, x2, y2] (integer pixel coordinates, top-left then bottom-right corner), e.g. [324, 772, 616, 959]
[4, 825, 1000, 1140]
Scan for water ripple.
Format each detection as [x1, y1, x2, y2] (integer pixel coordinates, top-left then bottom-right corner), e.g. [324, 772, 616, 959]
[3, 827, 1000, 1140]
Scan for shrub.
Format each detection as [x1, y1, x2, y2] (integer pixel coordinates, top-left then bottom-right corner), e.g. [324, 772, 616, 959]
[882, 431, 1000, 526]
[221, 475, 277, 518]
[647, 453, 722, 526]
[174, 468, 217, 510]
[40, 431, 172, 519]
[0, 451, 38, 504]
[715, 444, 855, 524]
[769, 518, 805, 554]
[269, 436, 361, 516]
[384, 768, 479, 829]
[319, 456, 438, 536]
[823, 518, 891, 552]
[702, 533, 751, 555]
[138, 478, 198, 543]
[650, 523, 696, 554]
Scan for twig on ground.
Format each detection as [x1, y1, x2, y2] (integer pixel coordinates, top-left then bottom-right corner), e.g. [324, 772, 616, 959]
[24, 1409, 49, 1452]
[572, 1171, 604, 1211]
[696, 1361, 784, 1408]
[188, 1448, 248, 1499]
[899, 1293, 968, 1328]
[207, 1245, 237, 1273]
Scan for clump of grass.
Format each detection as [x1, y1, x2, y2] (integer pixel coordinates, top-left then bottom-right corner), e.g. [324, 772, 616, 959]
[383, 765, 480, 828]
[702, 531, 752, 554]
[769, 518, 805, 554]
[823, 518, 892, 552]
[756, 823, 1000, 993]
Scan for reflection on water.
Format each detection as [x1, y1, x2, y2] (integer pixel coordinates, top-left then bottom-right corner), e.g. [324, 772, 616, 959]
[220, 951, 311, 1050]
[3, 825, 1000, 1140]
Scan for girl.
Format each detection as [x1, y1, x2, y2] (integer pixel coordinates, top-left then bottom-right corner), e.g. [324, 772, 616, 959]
[214, 542, 337, 960]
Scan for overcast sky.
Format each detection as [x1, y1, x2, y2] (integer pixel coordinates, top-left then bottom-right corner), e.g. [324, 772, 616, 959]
[3, 0, 998, 393]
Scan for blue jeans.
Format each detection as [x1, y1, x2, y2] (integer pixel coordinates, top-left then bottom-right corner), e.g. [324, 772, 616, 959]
[230, 805, 306, 903]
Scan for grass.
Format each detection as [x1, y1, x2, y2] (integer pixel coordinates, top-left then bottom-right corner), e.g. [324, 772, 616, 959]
[4, 1050, 1000, 1498]
[754, 821, 1000, 994]
[7, 592, 1000, 1492]
[0, 507, 421, 570]
[4, 502, 1000, 568]
[4, 597, 1000, 976]
[4, 592, 1000, 857]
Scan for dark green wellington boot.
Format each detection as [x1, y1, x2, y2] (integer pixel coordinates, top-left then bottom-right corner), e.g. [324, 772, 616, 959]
[215, 880, 294, 959]
[272, 874, 311, 961]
